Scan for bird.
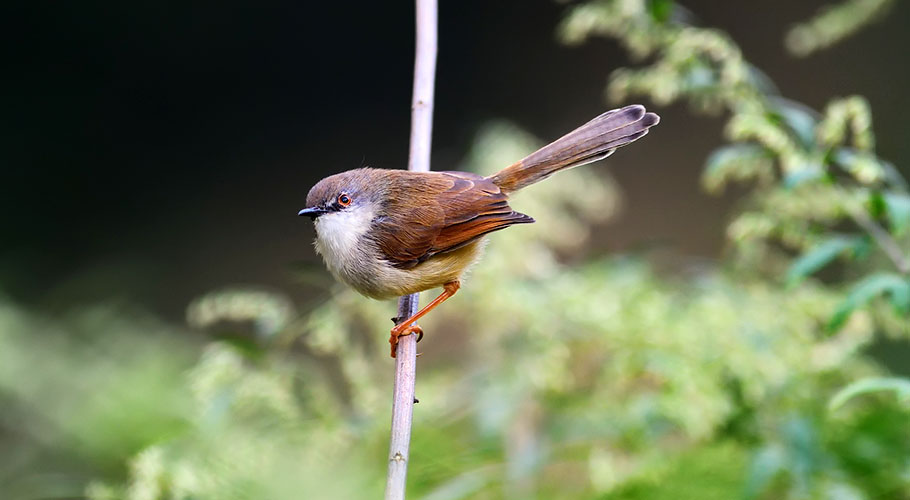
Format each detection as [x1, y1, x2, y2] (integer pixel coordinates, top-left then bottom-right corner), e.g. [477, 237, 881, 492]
[299, 104, 660, 356]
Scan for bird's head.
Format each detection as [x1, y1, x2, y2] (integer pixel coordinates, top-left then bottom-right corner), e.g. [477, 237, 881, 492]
[298, 169, 381, 221]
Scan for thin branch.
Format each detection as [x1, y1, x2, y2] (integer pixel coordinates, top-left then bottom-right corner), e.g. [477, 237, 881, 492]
[385, 0, 437, 499]
[849, 208, 910, 275]
[407, 0, 437, 174]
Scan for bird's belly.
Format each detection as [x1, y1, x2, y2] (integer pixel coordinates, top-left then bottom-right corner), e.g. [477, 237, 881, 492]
[320, 238, 485, 300]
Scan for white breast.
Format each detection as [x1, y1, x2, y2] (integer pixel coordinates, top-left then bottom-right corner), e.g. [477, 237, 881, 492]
[314, 208, 372, 259]
[312, 205, 480, 299]
[313, 207, 385, 294]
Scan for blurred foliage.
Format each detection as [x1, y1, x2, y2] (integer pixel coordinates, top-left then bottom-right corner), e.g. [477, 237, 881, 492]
[784, 0, 896, 57]
[1, 1, 908, 499]
[0, 299, 194, 499]
[80, 121, 907, 499]
[562, 0, 910, 339]
[558, 0, 910, 497]
[829, 377, 910, 411]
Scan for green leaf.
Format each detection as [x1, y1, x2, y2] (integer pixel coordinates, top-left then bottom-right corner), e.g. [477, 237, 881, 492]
[883, 192, 910, 235]
[683, 65, 715, 90]
[782, 166, 824, 189]
[890, 279, 910, 314]
[706, 144, 764, 165]
[828, 273, 910, 331]
[705, 144, 765, 170]
[868, 191, 886, 218]
[786, 236, 863, 286]
[769, 98, 818, 150]
[745, 64, 779, 96]
[834, 148, 886, 184]
[647, 0, 674, 24]
[829, 377, 910, 411]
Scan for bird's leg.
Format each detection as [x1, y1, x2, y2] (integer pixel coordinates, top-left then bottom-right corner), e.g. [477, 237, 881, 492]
[389, 281, 460, 358]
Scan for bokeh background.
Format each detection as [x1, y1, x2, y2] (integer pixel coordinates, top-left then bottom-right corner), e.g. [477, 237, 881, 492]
[3, 0, 910, 499]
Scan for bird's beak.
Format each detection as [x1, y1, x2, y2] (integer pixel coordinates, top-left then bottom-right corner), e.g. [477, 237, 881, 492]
[298, 206, 329, 219]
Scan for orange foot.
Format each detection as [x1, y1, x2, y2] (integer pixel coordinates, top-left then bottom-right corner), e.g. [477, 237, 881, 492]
[386, 281, 460, 359]
[389, 323, 423, 358]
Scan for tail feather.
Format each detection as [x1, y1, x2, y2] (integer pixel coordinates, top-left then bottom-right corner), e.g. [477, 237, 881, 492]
[489, 105, 659, 193]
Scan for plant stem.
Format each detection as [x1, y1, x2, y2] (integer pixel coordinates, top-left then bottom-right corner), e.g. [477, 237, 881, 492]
[849, 207, 910, 275]
[385, 0, 437, 499]
[385, 295, 419, 500]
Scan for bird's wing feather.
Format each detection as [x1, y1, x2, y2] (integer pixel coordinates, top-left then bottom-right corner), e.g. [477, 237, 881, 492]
[369, 171, 533, 269]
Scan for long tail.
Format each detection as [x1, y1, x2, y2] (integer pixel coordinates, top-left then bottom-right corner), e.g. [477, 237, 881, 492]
[488, 105, 660, 194]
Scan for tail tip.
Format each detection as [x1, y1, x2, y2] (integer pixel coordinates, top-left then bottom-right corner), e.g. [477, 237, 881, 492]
[617, 104, 660, 129]
[642, 111, 660, 127]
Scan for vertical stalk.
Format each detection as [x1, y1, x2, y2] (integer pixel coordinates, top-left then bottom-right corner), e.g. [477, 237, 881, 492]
[385, 1, 437, 499]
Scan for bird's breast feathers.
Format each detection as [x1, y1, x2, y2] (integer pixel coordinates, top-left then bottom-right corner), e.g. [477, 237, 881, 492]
[312, 206, 482, 299]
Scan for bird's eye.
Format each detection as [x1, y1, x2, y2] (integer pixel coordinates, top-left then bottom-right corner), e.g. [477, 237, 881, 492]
[337, 194, 352, 206]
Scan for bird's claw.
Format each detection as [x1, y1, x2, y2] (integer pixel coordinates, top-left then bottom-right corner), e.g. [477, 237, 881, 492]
[389, 323, 423, 358]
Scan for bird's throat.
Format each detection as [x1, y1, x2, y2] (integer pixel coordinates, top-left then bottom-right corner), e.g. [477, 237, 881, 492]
[313, 208, 378, 284]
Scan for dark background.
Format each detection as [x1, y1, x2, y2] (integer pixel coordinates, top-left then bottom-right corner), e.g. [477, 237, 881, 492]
[3, 0, 909, 321]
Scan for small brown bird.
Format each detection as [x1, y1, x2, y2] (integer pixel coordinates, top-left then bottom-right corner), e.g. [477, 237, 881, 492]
[299, 105, 659, 356]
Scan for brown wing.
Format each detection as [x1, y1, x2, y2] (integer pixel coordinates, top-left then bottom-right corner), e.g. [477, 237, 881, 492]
[369, 171, 534, 269]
